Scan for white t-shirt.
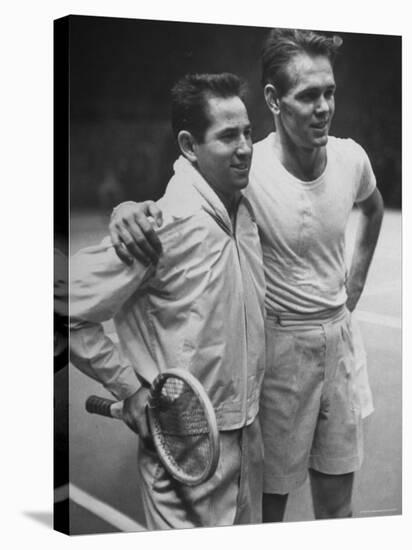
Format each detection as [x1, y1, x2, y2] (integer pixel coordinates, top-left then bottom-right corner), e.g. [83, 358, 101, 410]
[245, 133, 376, 314]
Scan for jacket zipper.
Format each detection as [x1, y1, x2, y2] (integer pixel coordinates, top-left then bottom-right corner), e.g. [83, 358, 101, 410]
[232, 201, 249, 427]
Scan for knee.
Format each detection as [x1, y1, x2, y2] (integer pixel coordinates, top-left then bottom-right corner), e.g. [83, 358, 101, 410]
[309, 470, 354, 520]
[314, 499, 352, 519]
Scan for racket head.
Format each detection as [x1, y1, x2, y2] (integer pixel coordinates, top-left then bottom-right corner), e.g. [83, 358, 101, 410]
[146, 368, 220, 486]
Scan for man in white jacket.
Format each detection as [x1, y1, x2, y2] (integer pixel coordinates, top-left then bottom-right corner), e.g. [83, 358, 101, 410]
[70, 73, 266, 529]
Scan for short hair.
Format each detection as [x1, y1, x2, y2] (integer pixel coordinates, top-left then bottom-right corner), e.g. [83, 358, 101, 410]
[261, 28, 342, 96]
[171, 73, 247, 142]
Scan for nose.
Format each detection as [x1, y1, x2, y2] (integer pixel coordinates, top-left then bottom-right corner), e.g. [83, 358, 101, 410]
[315, 94, 331, 116]
[236, 134, 252, 157]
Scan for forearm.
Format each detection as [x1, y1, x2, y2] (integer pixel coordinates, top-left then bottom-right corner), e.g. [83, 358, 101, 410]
[70, 321, 141, 400]
[70, 320, 151, 438]
[69, 238, 151, 398]
[346, 193, 384, 310]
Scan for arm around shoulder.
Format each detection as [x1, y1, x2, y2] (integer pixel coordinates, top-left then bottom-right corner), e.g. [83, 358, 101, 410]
[109, 200, 164, 266]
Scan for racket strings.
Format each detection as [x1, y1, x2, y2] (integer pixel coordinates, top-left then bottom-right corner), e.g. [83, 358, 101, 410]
[150, 377, 209, 434]
[149, 376, 213, 480]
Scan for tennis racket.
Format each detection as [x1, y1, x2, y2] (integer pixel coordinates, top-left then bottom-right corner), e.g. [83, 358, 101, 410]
[85, 368, 220, 486]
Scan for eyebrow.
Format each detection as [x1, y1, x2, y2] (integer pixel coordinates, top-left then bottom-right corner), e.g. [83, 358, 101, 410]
[217, 123, 252, 134]
[296, 83, 336, 97]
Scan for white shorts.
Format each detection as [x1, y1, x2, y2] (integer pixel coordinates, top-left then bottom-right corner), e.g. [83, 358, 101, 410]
[260, 307, 364, 495]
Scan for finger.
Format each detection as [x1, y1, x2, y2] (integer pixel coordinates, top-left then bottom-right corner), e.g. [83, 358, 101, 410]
[113, 242, 134, 266]
[142, 435, 156, 453]
[109, 224, 134, 265]
[119, 216, 160, 263]
[133, 213, 163, 256]
[112, 229, 145, 265]
[122, 413, 140, 435]
[115, 223, 154, 265]
[139, 421, 151, 442]
[122, 403, 144, 436]
[123, 412, 149, 440]
[146, 201, 164, 228]
[139, 410, 152, 443]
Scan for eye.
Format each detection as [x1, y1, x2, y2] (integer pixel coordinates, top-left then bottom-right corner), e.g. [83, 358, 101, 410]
[299, 91, 317, 102]
[220, 131, 236, 142]
[244, 127, 252, 140]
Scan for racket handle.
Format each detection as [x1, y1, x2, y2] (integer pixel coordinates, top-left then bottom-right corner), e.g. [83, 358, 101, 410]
[85, 395, 123, 420]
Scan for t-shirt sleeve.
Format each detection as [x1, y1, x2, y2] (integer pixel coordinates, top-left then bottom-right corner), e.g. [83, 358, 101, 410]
[354, 142, 377, 203]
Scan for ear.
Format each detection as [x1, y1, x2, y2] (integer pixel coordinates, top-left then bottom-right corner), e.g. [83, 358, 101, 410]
[264, 84, 280, 115]
[177, 130, 198, 163]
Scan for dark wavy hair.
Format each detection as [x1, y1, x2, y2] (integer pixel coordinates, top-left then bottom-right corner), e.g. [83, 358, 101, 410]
[261, 28, 342, 96]
[171, 73, 247, 143]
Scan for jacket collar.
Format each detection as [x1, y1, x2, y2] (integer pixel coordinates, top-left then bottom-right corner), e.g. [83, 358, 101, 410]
[166, 156, 236, 232]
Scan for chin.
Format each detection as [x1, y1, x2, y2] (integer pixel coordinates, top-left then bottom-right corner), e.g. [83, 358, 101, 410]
[238, 177, 250, 189]
[231, 173, 249, 188]
[313, 134, 329, 147]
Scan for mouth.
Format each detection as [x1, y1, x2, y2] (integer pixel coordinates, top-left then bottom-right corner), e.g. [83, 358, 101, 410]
[311, 120, 329, 130]
[231, 163, 249, 173]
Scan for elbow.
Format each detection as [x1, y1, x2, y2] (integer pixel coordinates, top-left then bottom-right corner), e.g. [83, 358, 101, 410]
[363, 188, 384, 221]
[376, 191, 385, 225]
[376, 188, 384, 213]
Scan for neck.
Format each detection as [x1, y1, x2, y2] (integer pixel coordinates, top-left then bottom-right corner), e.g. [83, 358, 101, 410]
[216, 190, 241, 221]
[191, 161, 241, 223]
[273, 129, 327, 182]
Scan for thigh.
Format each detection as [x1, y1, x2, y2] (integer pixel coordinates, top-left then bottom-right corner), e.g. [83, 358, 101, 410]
[352, 313, 374, 418]
[260, 321, 325, 494]
[138, 429, 243, 529]
[310, 313, 363, 475]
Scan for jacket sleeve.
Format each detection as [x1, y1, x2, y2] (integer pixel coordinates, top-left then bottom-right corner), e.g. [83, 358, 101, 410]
[69, 236, 154, 400]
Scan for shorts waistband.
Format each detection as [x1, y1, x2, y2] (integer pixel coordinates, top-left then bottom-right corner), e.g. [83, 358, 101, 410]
[266, 305, 347, 327]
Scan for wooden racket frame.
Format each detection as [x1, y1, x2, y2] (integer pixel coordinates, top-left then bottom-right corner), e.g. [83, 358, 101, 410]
[85, 368, 220, 486]
[147, 368, 220, 486]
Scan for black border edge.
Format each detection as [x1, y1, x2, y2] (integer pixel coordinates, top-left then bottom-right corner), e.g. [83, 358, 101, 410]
[53, 14, 70, 536]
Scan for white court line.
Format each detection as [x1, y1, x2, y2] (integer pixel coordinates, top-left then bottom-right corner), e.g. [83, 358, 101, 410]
[69, 483, 146, 532]
[356, 310, 401, 329]
[359, 509, 399, 514]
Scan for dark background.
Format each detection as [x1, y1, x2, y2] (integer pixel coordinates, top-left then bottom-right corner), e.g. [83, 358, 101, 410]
[66, 15, 401, 213]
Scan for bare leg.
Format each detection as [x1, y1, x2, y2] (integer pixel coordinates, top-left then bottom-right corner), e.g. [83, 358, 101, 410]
[309, 469, 354, 519]
[262, 493, 289, 523]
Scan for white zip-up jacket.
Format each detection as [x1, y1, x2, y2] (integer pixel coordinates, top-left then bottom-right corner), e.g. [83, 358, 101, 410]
[70, 157, 266, 430]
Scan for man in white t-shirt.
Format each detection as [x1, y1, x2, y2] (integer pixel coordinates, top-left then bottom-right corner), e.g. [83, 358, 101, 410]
[107, 29, 384, 521]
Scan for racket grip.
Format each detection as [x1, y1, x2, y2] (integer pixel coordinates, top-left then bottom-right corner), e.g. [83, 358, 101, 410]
[86, 395, 117, 418]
